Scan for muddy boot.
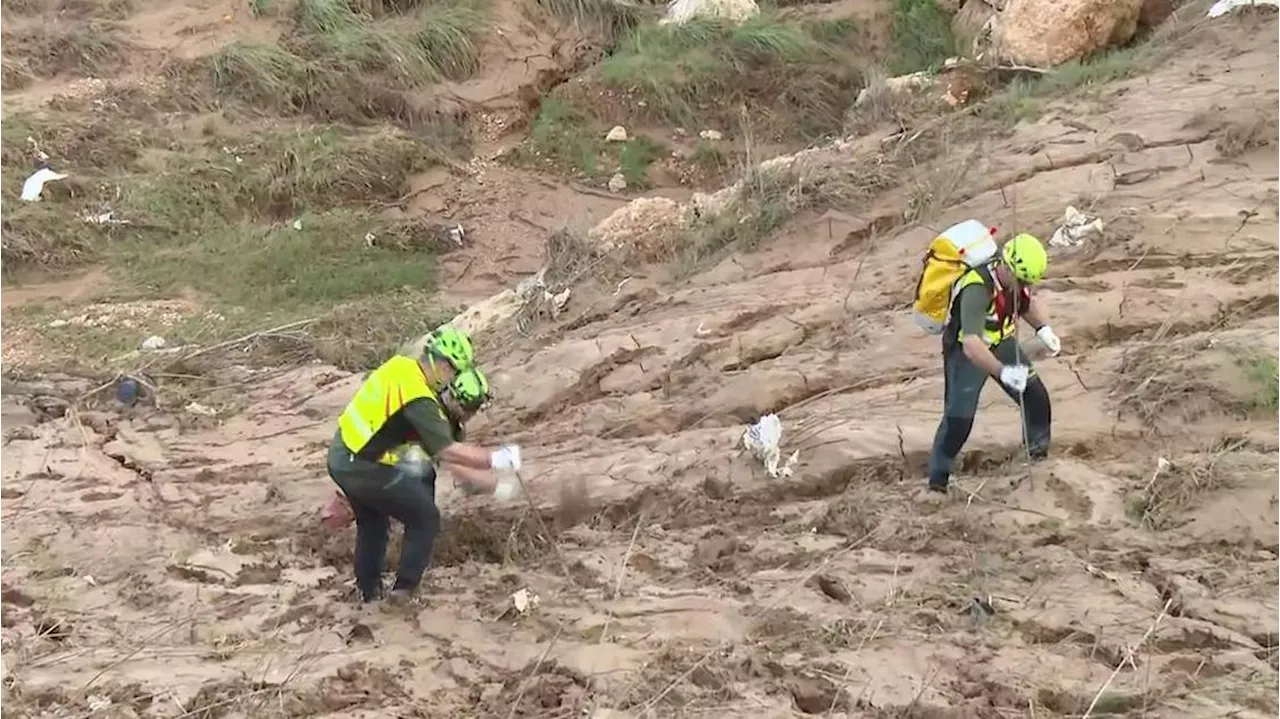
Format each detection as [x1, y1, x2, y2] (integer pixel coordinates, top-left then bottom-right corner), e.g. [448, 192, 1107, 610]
[381, 588, 421, 612]
[914, 484, 950, 506]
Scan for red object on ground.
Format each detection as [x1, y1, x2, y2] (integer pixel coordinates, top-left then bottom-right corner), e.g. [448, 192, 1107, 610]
[321, 491, 354, 531]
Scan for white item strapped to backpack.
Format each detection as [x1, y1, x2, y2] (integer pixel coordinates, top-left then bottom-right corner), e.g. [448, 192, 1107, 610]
[911, 219, 999, 335]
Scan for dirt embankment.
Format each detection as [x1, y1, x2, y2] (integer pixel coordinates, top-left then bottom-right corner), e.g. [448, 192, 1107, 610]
[2, 3, 1279, 719]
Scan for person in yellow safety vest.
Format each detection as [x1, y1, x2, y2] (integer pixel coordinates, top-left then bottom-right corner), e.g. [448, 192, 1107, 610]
[926, 233, 1062, 495]
[325, 326, 522, 604]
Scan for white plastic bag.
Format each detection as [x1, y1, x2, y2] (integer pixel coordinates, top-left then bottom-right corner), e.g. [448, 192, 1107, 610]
[741, 413, 799, 478]
[1207, 0, 1277, 17]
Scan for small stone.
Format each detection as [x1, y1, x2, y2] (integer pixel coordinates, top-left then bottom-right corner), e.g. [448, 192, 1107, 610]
[605, 125, 629, 142]
[140, 335, 166, 351]
[607, 173, 627, 193]
[698, 129, 723, 141]
[48, 319, 68, 328]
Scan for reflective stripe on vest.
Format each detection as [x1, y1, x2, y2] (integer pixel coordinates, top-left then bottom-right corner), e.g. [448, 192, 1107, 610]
[337, 355, 440, 466]
[952, 266, 1016, 346]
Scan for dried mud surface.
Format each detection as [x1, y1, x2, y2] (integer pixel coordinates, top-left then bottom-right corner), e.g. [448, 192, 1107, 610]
[3, 10, 1280, 719]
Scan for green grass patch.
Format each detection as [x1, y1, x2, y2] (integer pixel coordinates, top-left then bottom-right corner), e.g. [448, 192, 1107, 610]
[886, 0, 956, 75]
[596, 15, 860, 138]
[116, 126, 439, 225]
[111, 209, 439, 311]
[1240, 352, 1279, 414]
[528, 98, 600, 175]
[537, 0, 656, 41]
[292, 0, 485, 82]
[618, 136, 662, 187]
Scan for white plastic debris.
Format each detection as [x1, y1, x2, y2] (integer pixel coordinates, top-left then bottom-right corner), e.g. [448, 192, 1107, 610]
[605, 126, 629, 142]
[1048, 205, 1104, 249]
[140, 335, 167, 351]
[511, 588, 540, 615]
[494, 473, 522, 501]
[699, 129, 723, 141]
[608, 173, 627, 193]
[184, 401, 217, 417]
[21, 167, 69, 202]
[544, 287, 572, 318]
[1207, 0, 1277, 17]
[447, 224, 465, 246]
[292, 218, 303, 230]
[741, 413, 799, 478]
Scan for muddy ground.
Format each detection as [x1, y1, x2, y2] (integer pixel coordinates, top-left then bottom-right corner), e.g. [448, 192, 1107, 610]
[2, 0, 1279, 717]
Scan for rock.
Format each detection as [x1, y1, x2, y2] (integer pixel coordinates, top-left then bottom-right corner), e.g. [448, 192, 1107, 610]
[1138, 0, 1173, 29]
[48, 319, 69, 328]
[587, 197, 684, 256]
[994, 0, 1144, 67]
[604, 125, 628, 142]
[607, 173, 627, 193]
[140, 335, 166, 351]
[662, 0, 759, 25]
[698, 129, 723, 141]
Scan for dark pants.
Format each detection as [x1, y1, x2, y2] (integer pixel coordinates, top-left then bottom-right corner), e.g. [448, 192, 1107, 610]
[928, 338, 1052, 489]
[326, 437, 441, 601]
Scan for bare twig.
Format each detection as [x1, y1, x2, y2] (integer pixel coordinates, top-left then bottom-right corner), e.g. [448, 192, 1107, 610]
[1082, 598, 1173, 719]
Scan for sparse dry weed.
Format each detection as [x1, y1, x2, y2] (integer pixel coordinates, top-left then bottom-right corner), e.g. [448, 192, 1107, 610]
[1127, 437, 1249, 530]
[1215, 108, 1279, 158]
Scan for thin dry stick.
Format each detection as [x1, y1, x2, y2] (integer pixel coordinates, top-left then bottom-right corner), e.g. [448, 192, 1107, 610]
[598, 511, 646, 645]
[511, 469, 577, 584]
[1082, 598, 1173, 719]
[172, 318, 319, 365]
[505, 624, 565, 719]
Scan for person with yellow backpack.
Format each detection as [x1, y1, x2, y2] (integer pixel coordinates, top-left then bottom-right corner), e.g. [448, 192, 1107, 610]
[325, 325, 524, 604]
[911, 222, 1062, 496]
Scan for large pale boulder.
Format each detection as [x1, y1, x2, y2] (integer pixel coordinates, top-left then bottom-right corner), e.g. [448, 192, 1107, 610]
[994, 0, 1144, 67]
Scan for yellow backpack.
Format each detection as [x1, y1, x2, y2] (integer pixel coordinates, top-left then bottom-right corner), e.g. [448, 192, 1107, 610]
[911, 219, 999, 335]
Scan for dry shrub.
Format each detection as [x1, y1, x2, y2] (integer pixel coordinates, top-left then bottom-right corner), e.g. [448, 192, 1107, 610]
[1127, 439, 1247, 530]
[2, 23, 133, 78]
[1215, 108, 1279, 158]
[1113, 341, 1269, 428]
[510, 228, 625, 337]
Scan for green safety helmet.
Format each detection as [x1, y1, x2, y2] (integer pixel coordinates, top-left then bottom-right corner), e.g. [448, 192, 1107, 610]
[426, 325, 475, 370]
[1002, 233, 1048, 285]
[447, 366, 490, 412]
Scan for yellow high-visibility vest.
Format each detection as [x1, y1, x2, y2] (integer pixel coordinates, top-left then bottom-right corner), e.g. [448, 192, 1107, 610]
[337, 355, 443, 466]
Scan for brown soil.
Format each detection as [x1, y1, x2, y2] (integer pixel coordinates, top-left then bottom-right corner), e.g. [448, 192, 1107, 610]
[2, 1, 1279, 718]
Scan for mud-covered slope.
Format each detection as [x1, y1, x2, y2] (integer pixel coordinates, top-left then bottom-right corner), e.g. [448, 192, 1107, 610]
[3, 12, 1278, 719]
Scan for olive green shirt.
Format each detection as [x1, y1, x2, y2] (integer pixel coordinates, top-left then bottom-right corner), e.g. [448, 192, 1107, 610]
[955, 284, 990, 340]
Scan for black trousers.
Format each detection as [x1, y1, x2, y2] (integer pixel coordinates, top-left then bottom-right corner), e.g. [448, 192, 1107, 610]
[927, 337, 1052, 489]
[326, 437, 441, 601]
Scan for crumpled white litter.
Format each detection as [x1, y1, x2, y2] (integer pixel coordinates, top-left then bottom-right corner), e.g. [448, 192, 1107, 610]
[511, 588, 539, 615]
[21, 167, 68, 202]
[1049, 205, 1104, 249]
[741, 413, 800, 478]
[1207, 0, 1277, 17]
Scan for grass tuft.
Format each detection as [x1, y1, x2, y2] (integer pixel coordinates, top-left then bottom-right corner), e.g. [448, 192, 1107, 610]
[596, 15, 859, 138]
[886, 0, 956, 75]
[536, 0, 656, 40]
[111, 210, 439, 311]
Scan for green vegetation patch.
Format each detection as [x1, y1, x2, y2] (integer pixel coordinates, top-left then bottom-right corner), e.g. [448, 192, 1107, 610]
[595, 15, 862, 139]
[886, 0, 956, 75]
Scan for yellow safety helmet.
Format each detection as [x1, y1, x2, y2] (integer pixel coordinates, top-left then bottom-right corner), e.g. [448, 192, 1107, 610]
[1002, 233, 1048, 284]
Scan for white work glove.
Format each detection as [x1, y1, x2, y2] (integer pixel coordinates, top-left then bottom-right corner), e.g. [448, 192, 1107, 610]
[999, 365, 1030, 393]
[1035, 325, 1062, 356]
[489, 444, 522, 472]
[493, 474, 523, 501]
